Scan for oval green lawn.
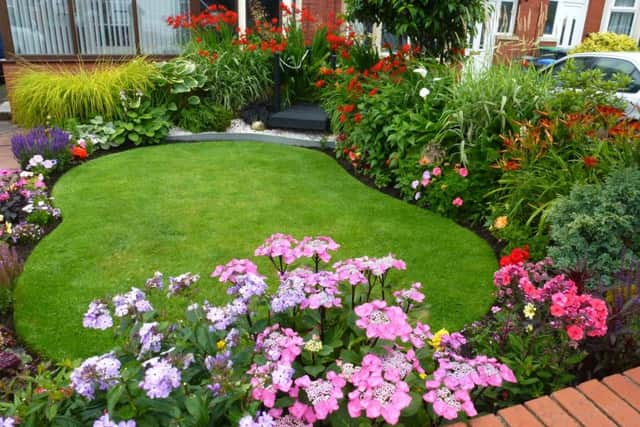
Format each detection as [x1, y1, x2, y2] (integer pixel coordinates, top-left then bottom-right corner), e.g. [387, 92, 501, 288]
[14, 142, 496, 360]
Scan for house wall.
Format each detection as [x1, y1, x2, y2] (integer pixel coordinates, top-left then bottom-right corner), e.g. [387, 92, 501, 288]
[584, 0, 607, 36]
[302, 0, 343, 41]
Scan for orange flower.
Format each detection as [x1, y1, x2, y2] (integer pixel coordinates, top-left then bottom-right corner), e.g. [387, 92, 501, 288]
[71, 146, 88, 160]
[596, 105, 624, 118]
[315, 80, 325, 88]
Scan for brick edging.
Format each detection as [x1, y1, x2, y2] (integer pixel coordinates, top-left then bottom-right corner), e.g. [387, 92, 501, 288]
[447, 367, 640, 426]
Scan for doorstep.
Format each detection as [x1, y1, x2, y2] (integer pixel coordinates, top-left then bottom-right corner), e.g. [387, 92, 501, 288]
[0, 101, 11, 121]
[447, 367, 640, 427]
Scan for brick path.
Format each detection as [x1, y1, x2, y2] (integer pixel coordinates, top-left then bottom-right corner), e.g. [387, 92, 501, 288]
[449, 367, 640, 426]
[0, 120, 19, 169]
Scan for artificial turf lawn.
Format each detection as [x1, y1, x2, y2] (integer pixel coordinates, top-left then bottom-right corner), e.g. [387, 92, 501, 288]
[14, 142, 497, 360]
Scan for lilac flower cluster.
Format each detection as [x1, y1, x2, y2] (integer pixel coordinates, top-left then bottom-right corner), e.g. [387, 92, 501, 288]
[83, 300, 114, 330]
[203, 298, 247, 331]
[205, 350, 233, 396]
[93, 414, 136, 427]
[70, 352, 121, 400]
[10, 222, 44, 243]
[144, 271, 164, 290]
[138, 322, 163, 355]
[167, 272, 200, 296]
[139, 357, 181, 399]
[227, 273, 268, 302]
[270, 274, 307, 313]
[112, 287, 153, 317]
[0, 416, 17, 427]
[423, 353, 516, 420]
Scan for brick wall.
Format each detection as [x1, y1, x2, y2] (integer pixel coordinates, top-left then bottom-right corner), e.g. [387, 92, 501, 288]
[584, 0, 606, 37]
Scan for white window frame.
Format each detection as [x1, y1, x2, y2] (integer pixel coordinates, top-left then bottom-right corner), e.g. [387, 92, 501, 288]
[543, 0, 559, 36]
[496, 0, 518, 35]
[603, 0, 638, 37]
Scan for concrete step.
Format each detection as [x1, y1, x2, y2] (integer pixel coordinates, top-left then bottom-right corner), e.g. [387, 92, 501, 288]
[268, 103, 329, 132]
[0, 101, 11, 121]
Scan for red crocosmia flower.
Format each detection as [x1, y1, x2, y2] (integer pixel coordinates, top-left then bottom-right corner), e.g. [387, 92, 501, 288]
[71, 146, 88, 160]
[354, 113, 362, 123]
[346, 67, 355, 75]
[608, 123, 626, 136]
[368, 88, 379, 96]
[596, 105, 624, 118]
[340, 49, 350, 60]
[315, 80, 325, 88]
[198, 49, 209, 57]
[583, 156, 598, 168]
[195, 36, 202, 43]
[339, 113, 347, 123]
[339, 104, 356, 113]
[247, 44, 257, 51]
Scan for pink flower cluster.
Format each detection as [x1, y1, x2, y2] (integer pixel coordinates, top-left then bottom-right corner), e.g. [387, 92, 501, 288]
[354, 300, 412, 342]
[411, 166, 468, 206]
[287, 371, 346, 423]
[211, 258, 259, 283]
[346, 353, 413, 425]
[254, 234, 341, 267]
[493, 261, 608, 342]
[424, 354, 516, 420]
[334, 254, 406, 279]
[293, 236, 340, 263]
[249, 325, 304, 408]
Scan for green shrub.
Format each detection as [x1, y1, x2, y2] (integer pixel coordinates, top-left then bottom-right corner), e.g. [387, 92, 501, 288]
[571, 32, 640, 54]
[110, 92, 170, 146]
[177, 104, 233, 133]
[12, 59, 157, 127]
[548, 168, 640, 287]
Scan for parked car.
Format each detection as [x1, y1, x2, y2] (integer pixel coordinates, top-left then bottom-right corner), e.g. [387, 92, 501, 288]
[544, 52, 640, 118]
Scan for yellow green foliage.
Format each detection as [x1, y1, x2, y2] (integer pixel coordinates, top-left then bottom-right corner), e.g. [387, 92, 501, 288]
[571, 32, 640, 54]
[11, 58, 157, 127]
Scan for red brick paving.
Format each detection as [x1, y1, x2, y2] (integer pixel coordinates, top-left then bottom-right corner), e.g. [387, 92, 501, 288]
[452, 368, 640, 426]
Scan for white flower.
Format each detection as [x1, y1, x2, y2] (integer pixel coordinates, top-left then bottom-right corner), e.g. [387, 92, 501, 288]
[413, 67, 428, 78]
[22, 204, 34, 213]
[419, 87, 431, 99]
[433, 77, 443, 82]
[19, 171, 34, 178]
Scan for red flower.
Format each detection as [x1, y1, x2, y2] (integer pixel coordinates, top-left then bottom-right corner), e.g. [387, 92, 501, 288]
[247, 44, 257, 51]
[368, 88, 379, 96]
[315, 80, 325, 88]
[354, 113, 362, 123]
[596, 105, 624, 118]
[339, 104, 356, 113]
[195, 36, 202, 43]
[499, 245, 530, 267]
[71, 146, 88, 160]
[583, 155, 598, 168]
[339, 113, 347, 123]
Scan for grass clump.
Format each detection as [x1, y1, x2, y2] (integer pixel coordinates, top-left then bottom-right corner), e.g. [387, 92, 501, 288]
[11, 58, 157, 127]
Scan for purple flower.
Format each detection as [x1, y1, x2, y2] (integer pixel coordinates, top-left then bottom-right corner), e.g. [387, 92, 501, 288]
[441, 332, 467, 352]
[167, 272, 200, 296]
[0, 416, 17, 427]
[139, 322, 163, 355]
[11, 127, 71, 169]
[203, 299, 246, 331]
[70, 353, 121, 400]
[139, 357, 181, 399]
[112, 288, 152, 317]
[228, 273, 268, 302]
[205, 351, 233, 371]
[239, 412, 276, 427]
[93, 413, 136, 427]
[83, 300, 113, 330]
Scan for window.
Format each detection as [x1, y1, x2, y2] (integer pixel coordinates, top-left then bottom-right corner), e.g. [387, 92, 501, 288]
[544, 0, 559, 35]
[6, 0, 190, 56]
[497, 0, 518, 34]
[607, 0, 636, 35]
[593, 57, 640, 92]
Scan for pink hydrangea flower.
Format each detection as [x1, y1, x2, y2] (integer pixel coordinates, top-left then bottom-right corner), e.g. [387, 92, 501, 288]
[354, 300, 412, 342]
[255, 324, 304, 364]
[211, 258, 259, 283]
[423, 385, 476, 420]
[255, 233, 299, 264]
[294, 236, 340, 263]
[452, 197, 464, 207]
[332, 259, 368, 285]
[288, 372, 345, 422]
[409, 322, 433, 348]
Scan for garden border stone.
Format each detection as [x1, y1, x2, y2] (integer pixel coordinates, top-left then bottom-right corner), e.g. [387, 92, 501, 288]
[166, 132, 335, 149]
